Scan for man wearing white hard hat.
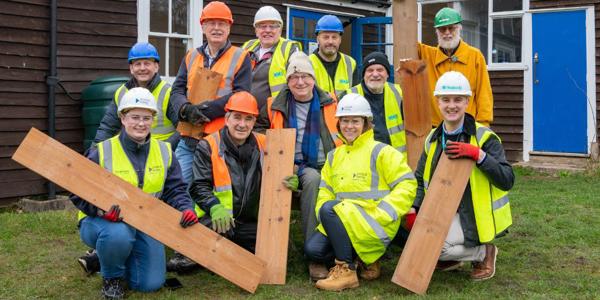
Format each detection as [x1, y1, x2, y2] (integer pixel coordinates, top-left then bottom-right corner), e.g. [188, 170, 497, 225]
[70, 87, 198, 299]
[410, 71, 514, 281]
[243, 6, 301, 130]
[304, 93, 416, 291]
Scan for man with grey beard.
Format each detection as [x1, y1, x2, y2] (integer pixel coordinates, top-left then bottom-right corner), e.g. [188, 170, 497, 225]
[340, 52, 407, 155]
[418, 7, 494, 128]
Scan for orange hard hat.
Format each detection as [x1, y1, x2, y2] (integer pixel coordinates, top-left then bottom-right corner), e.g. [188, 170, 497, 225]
[225, 92, 259, 115]
[200, 1, 233, 24]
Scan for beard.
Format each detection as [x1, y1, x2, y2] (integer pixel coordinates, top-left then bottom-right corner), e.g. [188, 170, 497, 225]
[365, 80, 385, 94]
[437, 28, 461, 50]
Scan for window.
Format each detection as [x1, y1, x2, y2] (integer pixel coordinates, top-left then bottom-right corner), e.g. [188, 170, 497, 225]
[138, 0, 202, 81]
[490, 1, 524, 64]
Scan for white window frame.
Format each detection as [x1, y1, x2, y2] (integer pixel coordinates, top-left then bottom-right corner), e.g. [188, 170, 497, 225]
[137, 0, 203, 83]
[487, 0, 529, 71]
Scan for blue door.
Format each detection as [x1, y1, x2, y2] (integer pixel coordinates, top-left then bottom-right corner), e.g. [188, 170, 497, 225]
[288, 9, 325, 54]
[532, 11, 588, 153]
[351, 17, 394, 82]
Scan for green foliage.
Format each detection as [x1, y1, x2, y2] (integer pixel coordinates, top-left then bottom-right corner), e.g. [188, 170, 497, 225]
[1, 171, 599, 299]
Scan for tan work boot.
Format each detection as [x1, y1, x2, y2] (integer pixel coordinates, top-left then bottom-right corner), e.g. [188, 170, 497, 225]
[471, 244, 497, 281]
[315, 260, 359, 291]
[308, 262, 328, 281]
[358, 259, 380, 280]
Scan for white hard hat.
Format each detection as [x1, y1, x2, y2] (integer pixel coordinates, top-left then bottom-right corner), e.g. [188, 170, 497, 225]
[336, 93, 373, 119]
[254, 6, 283, 27]
[433, 71, 472, 97]
[118, 87, 158, 115]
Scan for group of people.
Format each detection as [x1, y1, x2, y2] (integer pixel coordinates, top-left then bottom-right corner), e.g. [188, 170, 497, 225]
[69, 3, 513, 299]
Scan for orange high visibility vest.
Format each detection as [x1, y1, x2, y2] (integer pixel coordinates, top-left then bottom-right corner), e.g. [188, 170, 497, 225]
[184, 46, 248, 135]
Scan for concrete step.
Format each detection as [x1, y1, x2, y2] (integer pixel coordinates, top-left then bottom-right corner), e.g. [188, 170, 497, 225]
[517, 154, 592, 173]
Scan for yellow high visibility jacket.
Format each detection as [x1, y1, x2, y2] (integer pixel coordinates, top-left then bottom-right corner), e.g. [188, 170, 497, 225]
[78, 135, 172, 221]
[309, 52, 356, 95]
[423, 123, 512, 242]
[347, 82, 406, 153]
[418, 40, 493, 126]
[242, 37, 302, 98]
[316, 129, 416, 264]
[114, 81, 175, 141]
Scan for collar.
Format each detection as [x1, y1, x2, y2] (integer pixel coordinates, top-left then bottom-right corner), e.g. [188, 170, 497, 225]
[271, 86, 334, 114]
[430, 113, 477, 140]
[118, 128, 150, 153]
[340, 129, 374, 148]
[201, 40, 232, 61]
[125, 73, 161, 91]
[433, 40, 469, 67]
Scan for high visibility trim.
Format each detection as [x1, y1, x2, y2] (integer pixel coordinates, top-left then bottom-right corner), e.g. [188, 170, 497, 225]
[353, 203, 391, 247]
[388, 124, 405, 135]
[102, 141, 113, 173]
[336, 190, 390, 201]
[370, 143, 386, 190]
[476, 126, 491, 143]
[218, 47, 244, 97]
[389, 172, 415, 189]
[388, 83, 403, 109]
[115, 86, 127, 105]
[280, 40, 289, 57]
[396, 145, 407, 153]
[319, 180, 334, 194]
[377, 200, 398, 221]
[189, 48, 200, 70]
[492, 195, 510, 210]
[423, 179, 429, 190]
[327, 150, 335, 167]
[155, 83, 169, 128]
[350, 86, 359, 94]
[158, 141, 170, 180]
[342, 54, 353, 85]
[215, 185, 232, 192]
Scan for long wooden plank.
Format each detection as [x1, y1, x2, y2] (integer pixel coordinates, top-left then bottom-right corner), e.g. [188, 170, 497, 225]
[255, 128, 296, 284]
[12, 128, 265, 293]
[392, 0, 418, 71]
[398, 60, 432, 170]
[391, 154, 474, 294]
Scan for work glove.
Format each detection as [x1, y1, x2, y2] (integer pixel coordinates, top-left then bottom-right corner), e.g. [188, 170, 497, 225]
[282, 175, 299, 192]
[404, 210, 417, 231]
[444, 141, 481, 161]
[181, 103, 210, 125]
[179, 209, 198, 228]
[210, 204, 234, 234]
[99, 204, 122, 222]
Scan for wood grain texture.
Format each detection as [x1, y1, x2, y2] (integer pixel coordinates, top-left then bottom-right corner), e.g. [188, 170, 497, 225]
[393, 0, 418, 67]
[12, 128, 265, 293]
[176, 68, 222, 139]
[255, 128, 296, 284]
[391, 154, 474, 294]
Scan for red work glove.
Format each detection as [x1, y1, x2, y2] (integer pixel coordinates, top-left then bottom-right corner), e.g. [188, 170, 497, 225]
[179, 209, 198, 228]
[100, 204, 122, 222]
[445, 141, 480, 161]
[404, 211, 417, 231]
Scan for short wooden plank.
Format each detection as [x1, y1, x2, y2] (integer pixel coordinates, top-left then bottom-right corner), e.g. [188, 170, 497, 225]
[391, 154, 474, 294]
[255, 128, 296, 284]
[176, 68, 222, 139]
[12, 128, 265, 293]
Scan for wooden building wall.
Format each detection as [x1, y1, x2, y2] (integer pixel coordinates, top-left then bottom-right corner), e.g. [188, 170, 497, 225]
[0, 0, 136, 204]
[489, 70, 524, 162]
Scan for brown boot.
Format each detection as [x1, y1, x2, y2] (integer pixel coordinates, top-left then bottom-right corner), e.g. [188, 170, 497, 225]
[358, 259, 380, 280]
[308, 262, 328, 281]
[315, 260, 359, 291]
[471, 244, 497, 281]
[436, 260, 464, 272]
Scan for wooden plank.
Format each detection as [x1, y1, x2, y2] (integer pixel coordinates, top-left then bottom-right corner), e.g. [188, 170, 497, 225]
[392, 0, 418, 64]
[12, 128, 266, 293]
[391, 154, 474, 294]
[255, 128, 296, 284]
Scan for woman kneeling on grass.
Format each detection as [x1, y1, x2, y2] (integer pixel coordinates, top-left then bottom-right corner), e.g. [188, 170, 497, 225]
[304, 93, 417, 291]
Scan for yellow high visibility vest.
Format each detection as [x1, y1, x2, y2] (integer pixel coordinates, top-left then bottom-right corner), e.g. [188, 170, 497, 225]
[348, 82, 406, 153]
[78, 135, 172, 221]
[309, 52, 356, 95]
[422, 123, 512, 242]
[242, 37, 302, 98]
[114, 81, 175, 141]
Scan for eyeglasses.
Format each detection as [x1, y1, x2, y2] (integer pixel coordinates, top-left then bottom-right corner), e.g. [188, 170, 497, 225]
[126, 114, 154, 124]
[256, 24, 281, 30]
[288, 74, 314, 83]
[437, 25, 459, 33]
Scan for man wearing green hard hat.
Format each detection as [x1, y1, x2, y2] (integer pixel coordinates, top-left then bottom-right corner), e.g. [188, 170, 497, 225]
[418, 7, 494, 128]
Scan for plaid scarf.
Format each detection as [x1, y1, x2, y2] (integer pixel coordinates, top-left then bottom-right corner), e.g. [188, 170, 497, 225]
[286, 88, 321, 169]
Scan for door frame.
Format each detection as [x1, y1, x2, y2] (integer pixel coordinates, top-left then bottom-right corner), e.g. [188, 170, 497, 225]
[523, 6, 596, 161]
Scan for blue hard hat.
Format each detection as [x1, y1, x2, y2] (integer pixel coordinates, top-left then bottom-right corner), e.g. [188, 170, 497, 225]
[128, 42, 160, 63]
[315, 15, 343, 34]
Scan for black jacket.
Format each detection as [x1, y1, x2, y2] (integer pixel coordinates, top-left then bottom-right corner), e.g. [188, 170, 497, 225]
[189, 127, 262, 223]
[412, 114, 514, 247]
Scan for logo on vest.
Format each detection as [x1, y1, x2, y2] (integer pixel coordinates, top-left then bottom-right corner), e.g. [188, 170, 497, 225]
[339, 79, 349, 84]
[274, 71, 283, 77]
[147, 166, 163, 175]
[388, 114, 398, 121]
[352, 172, 368, 183]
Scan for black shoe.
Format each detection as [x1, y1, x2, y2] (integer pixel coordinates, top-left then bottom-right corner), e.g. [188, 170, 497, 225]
[167, 252, 199, 273]
[78, 249, 100, 276]
[101, 277, 125, 299]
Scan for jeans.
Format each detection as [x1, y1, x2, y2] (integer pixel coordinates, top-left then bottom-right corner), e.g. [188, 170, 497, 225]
[298, 167, 320, 242]
[80, 217, 166, 292]
[174, 140, 195, 184]
[304, 201, 354, 264]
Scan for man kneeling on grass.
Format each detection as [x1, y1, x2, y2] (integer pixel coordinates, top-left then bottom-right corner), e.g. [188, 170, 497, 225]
[411, 71, 514, 280]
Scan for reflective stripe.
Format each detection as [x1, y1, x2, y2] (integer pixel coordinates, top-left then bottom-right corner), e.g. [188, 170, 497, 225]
[215, 185, 232, 192]
[319, 180, 334, 194]
[336, 190, 390, 201]
[389, 172, 415, 189]
[492, 195, 510, 210]
[423, 179, 429, 190]
[370, 143, 386, 190]
[151, 84, 175, 135]
[115, 86, 126, 105]
[280, 40, 289, 57]
[217, 47, 244, 97]
[158, 141, 170, 180]
[396, 145, 407, 153]
[350, 86, 359, 94]
[388, 124, 405, 135]
[388, 83, 402, 110]
[188, 48, 200, 69]
[377, 200, 398, 221]
[342, 54, 353, 84]
[271, 82, 287, 93]
[327, 150, 334, 167]
[353, 203, 391, 247]
[102, 141, 113, 173]
[476, 126, 491, 144]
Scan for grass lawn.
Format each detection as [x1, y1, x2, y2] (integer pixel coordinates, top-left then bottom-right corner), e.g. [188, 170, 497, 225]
[1, 167, 599, 299]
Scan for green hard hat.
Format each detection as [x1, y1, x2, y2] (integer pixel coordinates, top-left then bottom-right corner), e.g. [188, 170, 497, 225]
[434, 7, 462, 28]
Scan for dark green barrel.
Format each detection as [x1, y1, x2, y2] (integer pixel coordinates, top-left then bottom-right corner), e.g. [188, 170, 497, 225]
[81, 76, 129, 149]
